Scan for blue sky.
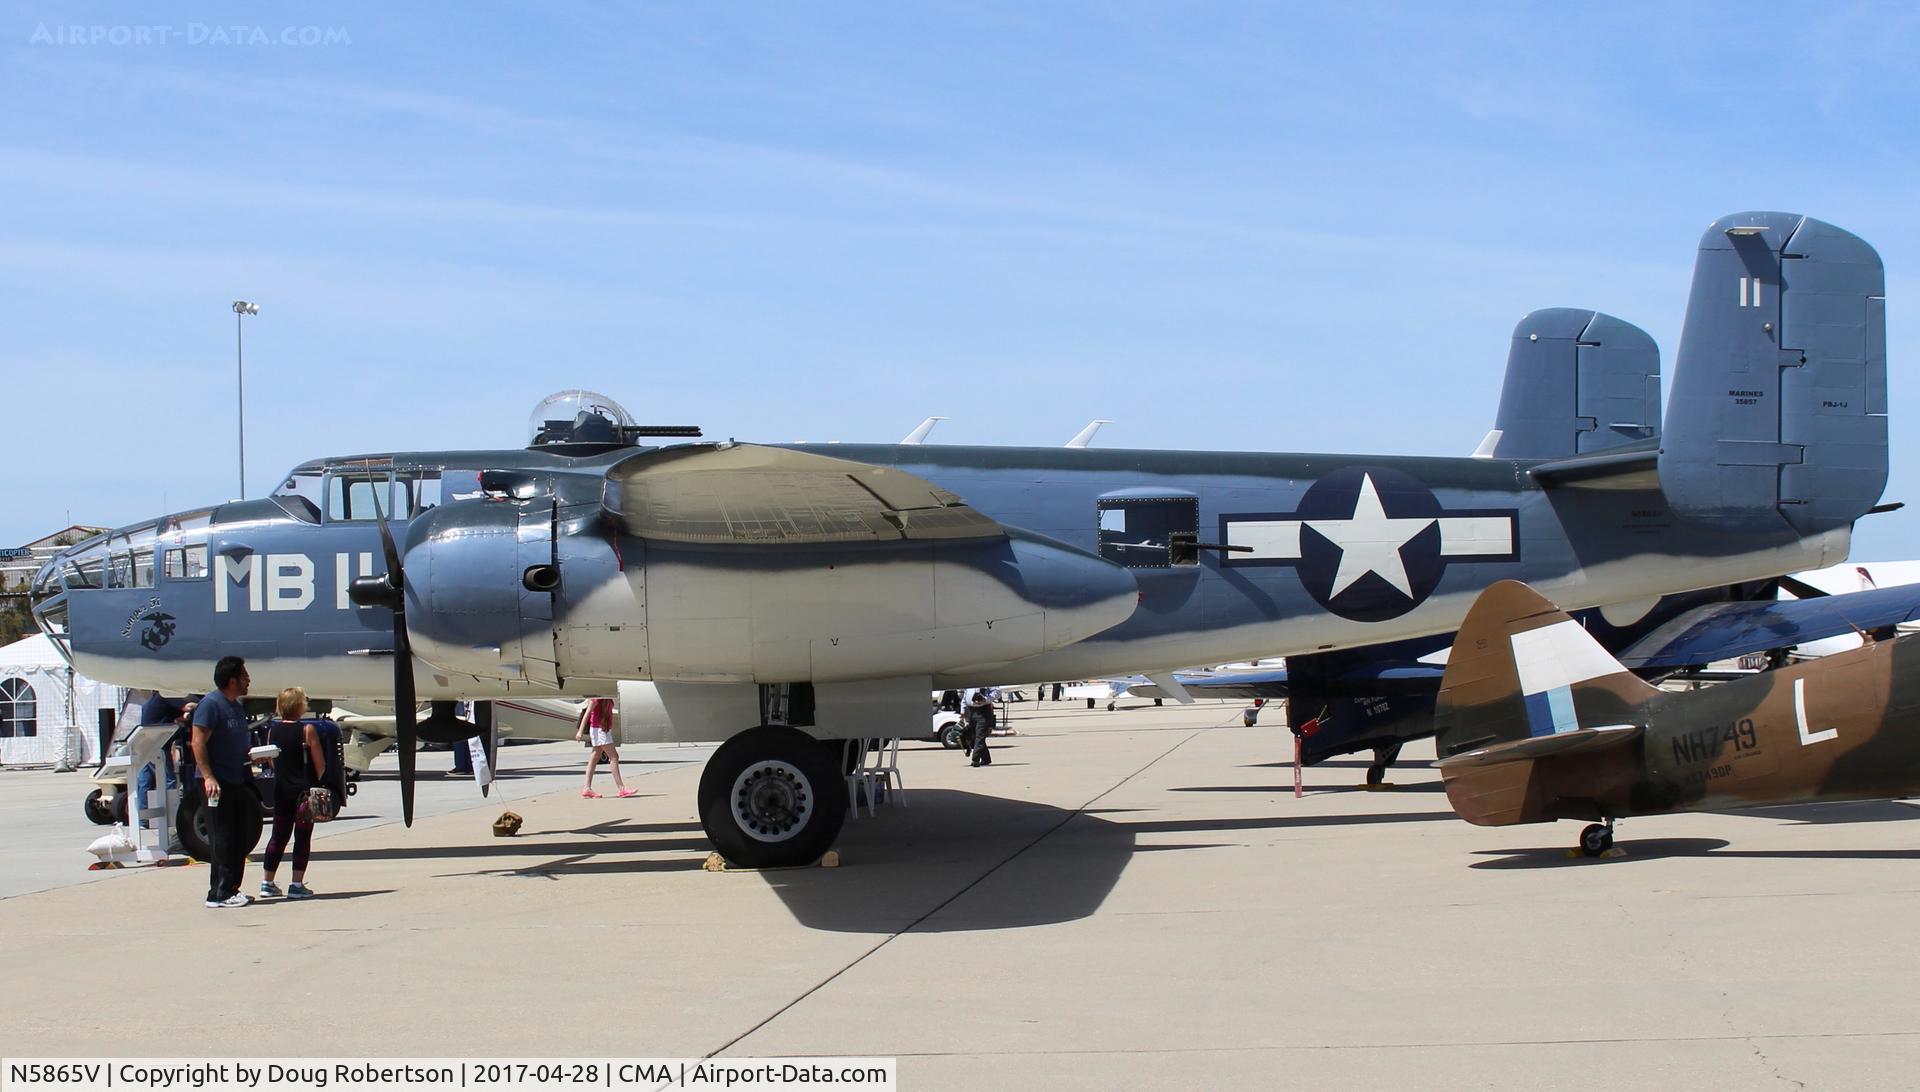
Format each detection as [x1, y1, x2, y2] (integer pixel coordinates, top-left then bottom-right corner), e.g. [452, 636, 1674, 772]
[4, 2, 1918, 557]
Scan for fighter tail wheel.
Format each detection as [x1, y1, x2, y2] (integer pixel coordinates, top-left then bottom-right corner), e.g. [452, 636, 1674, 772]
[84, 788, 123, 826]
[698, 725, 848, 869]
[1578, 823, 1614, 857]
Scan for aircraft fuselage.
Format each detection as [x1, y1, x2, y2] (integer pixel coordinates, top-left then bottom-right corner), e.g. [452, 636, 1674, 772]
[37, 442, 1844, 701]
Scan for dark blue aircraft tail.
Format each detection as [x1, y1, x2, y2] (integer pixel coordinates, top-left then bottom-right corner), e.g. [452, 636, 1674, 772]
[1485, 308, 1660, 459]
[1659, 213, 1887, 536]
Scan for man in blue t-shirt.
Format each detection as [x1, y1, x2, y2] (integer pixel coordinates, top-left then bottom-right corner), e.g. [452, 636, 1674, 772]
[191, 656, 254, 908]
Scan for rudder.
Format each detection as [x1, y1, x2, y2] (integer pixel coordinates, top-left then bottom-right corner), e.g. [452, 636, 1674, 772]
[1659, 212, 1887, 535]
[1434, 581, 1659, 760]
[1486, 308, 1660, 459]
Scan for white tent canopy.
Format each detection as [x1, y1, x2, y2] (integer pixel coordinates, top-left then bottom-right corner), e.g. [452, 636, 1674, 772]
[0, 634, 120, 767]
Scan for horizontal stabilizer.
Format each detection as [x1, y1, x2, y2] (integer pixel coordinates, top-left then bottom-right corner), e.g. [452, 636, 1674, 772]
[1660, 213, 1887, 535]
[1491, 309, 1660, 459]
[1528, 440, 1659, 488]
[1435, 723, 1642, 770]
[604, 443, 1003, 544]
[1617, 581, 1920, 669]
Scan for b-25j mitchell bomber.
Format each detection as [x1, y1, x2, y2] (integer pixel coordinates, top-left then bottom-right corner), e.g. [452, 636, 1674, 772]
[31, 211, 1892, 868]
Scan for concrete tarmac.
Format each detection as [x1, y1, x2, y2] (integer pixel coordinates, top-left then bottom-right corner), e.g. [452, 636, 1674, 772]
[3, 701, 1918, 1090]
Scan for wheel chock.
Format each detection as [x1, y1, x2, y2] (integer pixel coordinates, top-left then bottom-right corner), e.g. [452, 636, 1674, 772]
[703, 849, 841, 873]
[492, 811, 524, 837]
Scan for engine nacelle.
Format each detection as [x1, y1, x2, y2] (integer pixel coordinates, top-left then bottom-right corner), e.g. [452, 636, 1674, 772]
[556, 526, 1139, 684]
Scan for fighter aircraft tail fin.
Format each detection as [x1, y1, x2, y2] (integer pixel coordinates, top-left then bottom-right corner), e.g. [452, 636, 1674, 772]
[1659, 213, 1887, 536]
[1434, 581, 1659, 761]
[1487, 309, 1660, 459]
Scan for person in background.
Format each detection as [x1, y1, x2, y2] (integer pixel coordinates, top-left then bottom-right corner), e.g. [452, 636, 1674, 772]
[574, 696, 637, 798]
[963, 688, 995, 767]
[450, 700, 474, 777]
[135, 692, 195, 830]
[259, 687, 326, 900]
[190, 657, 254, 909]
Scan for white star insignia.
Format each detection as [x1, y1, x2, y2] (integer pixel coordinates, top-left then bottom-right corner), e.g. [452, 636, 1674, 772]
[1305, 473, 1434, 598]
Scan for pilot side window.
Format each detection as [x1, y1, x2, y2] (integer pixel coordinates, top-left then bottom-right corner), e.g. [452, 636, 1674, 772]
[327, 474, 397, 522]
[0, 677, 36, 738]
[1097, 497, 1200, 568]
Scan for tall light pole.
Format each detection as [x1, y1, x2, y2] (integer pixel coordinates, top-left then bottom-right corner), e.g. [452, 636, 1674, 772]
[232, 300, 259, 499]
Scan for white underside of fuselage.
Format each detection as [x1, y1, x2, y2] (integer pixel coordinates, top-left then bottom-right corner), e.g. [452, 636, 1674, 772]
[950, 527, 1851, 685]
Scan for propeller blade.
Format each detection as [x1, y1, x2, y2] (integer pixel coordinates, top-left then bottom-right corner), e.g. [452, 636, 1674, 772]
[395, 615, 417, 826]
[366, 478, 418, 827]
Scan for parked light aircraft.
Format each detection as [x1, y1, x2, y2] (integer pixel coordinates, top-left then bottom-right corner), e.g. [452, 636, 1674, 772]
[1433, 579, 1920, 856]
[31, 211, 1892, 867]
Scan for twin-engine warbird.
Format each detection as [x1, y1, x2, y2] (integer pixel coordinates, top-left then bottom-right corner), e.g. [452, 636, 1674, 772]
[31, 212, 1892, 868]
[1434, 579, 1920, 856]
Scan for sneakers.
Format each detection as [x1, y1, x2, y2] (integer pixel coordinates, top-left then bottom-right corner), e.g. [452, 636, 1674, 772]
[617, 788, 639, 798]
[204, 893, 251, 909]
[287, 882, 315, 900]
[260, 880, 282, 898]
[581, 789, 602, 798]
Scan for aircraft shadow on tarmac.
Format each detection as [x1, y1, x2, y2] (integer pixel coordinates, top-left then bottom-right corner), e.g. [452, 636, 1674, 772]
[1729, 800, 1920, 825]
[760, 793, 1460, 935]
[1471, 836, 1920, 869]
[1171, 782, 1446, 794]
[298, 788, 1457, 930]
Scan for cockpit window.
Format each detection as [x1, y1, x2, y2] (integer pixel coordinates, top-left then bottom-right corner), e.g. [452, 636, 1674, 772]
[324, 469, 440, 522]
[273, 472, 324, 523]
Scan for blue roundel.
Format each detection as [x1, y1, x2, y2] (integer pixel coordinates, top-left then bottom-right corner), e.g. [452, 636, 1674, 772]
[1293, 467, 1448, 623]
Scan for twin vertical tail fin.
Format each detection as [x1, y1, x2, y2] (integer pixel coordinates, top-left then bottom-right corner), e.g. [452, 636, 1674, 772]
[1486, 308, 1660, 459]
[1659, 213, 1888, 536]
[1434, 581, 1660, 761]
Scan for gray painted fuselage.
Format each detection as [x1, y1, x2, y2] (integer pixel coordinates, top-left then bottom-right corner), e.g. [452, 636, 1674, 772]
[41, 440, 1843, 700]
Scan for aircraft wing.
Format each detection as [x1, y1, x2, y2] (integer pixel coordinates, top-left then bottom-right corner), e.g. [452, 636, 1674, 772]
[604, 443, 1003, 544]
[1125, 663, 1445, 701]
[1435, 724, 1643, 770]
[1615, 583, 1920, 670]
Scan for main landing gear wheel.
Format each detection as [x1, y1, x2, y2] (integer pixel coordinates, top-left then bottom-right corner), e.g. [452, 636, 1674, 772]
[1578, 822, 1615, 857]
[175, 786, 264, 863]
[698, 725, 848, 869]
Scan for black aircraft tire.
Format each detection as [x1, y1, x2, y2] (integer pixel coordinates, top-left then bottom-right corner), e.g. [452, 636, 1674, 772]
[1578, 824, 1613, 857]
[84, 788, 121, 826]
[699, 726, 848, 870]
[940, 722, 964, 750]
[176, 788, 264, 863]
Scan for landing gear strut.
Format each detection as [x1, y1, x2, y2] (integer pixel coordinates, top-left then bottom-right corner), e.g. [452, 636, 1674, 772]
[697, 725, 848, 869]
[1364, 742, 1403, 788]
[1577, 820, 1615, 857]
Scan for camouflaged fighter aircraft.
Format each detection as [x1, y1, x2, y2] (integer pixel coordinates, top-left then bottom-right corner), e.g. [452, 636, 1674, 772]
[1434, 579, 1920, 857]
[29, 210, 1892, 868]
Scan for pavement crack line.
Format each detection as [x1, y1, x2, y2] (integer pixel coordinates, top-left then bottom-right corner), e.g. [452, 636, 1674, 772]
[708, 727, 1208, 1058]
